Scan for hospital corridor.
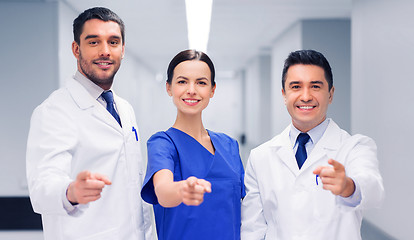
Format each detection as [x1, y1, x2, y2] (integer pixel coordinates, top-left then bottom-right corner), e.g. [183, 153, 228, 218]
[0, 0, 412, 239]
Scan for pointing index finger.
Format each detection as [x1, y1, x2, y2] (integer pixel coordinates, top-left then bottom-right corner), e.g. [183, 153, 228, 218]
[186, 176, 197, 187]
[197, 179, 212, 193]
[328, 159, 344, 171]
[92, 173, 112, 185]
[77, 170, 91, 181]
[313, 166, 323, 175]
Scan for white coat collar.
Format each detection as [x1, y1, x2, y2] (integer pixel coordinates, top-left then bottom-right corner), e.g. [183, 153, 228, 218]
[267, 119, 343, 176]
[65, 78, 123, 133]
[65, 77, 97, 110]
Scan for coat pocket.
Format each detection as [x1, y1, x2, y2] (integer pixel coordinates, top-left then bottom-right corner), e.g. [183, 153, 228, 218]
[124, 136, 144, 184]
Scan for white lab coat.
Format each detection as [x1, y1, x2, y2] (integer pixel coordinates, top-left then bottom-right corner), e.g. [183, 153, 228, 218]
[26, 78, 154, 240]
[241, 120, 384, 240]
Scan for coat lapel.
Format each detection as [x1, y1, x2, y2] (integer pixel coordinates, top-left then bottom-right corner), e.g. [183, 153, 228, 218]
[269, 125, 301, 176]
[66, 78, 122, 134]
[300, 120, 342, 171]
[270, 120, 344, 176]
[113, 93, 132, 134]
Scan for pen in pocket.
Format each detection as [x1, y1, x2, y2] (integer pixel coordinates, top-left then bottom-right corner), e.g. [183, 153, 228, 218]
[132, 127, 138, 141]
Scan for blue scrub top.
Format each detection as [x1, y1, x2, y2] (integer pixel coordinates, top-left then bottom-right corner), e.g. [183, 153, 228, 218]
[141, 128, 245, 240]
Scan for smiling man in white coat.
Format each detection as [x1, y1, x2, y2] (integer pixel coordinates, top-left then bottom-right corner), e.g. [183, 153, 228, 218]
[26, 7, 153, 240]
[241, 50, 384, 240]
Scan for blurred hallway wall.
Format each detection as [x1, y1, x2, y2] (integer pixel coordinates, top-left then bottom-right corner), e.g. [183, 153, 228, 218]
[0, 1, 59, 197]
[352, 0, 414, 239]
[1, 0, 413, 239]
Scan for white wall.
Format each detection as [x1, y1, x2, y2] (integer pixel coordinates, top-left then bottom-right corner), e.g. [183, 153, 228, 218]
[243, 52, 272, 163]
[244, 57, 261, 148]
[0, 231, 42, 240]
[259, 54, 273, 142]
[203, 72, 243, 144]
[352, 0, 414, 239]
[58, 2, 78, 86]
[0, 2, 59, 196]
[0, 1, 60, 238]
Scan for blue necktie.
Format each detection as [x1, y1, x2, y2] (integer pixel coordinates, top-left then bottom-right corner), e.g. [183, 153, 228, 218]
[101, 90, 122, 127]
[295, 133, 310, 169]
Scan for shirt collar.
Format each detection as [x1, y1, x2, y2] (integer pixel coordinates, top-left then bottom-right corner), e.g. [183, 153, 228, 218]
[290, 118, 330, 146]
[73, 71, 106, 100]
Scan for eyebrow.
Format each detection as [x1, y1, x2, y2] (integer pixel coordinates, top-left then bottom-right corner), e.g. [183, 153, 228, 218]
[289, 81, 301, 86]
[176, 76, 209, 81]
[289, 80, 324, 86]
[84, 35, 122, 41]
[84, 35, 99, 41]
[176, 76, 189, 80]
[310, 80, 324, 85]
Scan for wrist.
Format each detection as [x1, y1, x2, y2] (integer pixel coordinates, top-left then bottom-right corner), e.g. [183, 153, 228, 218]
[340, 177, 355, 198]
[66, 183, 78, 205]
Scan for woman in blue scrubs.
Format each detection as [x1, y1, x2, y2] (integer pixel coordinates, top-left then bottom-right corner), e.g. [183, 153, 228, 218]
[141, 49, 245, 240]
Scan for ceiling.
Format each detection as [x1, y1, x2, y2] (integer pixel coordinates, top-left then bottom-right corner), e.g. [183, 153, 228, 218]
[63, 0, 352, 76]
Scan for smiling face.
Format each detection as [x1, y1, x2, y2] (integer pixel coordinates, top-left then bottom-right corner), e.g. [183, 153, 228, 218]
[166, 60, 215, 116]
[282, 64, 334, 132]
[72, 19, 125, 90]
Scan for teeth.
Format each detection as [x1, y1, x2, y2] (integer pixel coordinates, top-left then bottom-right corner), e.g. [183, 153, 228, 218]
[98, 62, 109, 65]
[184, 99, 198, 103]
[299, 106, 314, 109]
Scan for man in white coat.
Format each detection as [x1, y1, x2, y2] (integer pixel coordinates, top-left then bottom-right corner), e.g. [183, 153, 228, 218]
[26, 7, 153, 240]
[241, 50, 384, 240]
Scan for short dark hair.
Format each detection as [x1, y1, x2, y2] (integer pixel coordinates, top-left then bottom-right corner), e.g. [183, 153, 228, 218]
[73, 7, 125, 45]
[166, 49, 216, 86]
[282, 49, 333, 90]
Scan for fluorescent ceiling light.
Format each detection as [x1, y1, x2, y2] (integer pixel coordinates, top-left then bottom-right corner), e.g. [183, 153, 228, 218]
[185, 0, 213, 53]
